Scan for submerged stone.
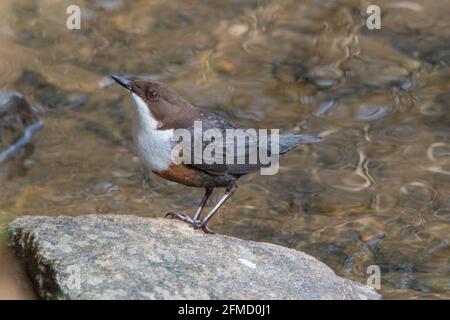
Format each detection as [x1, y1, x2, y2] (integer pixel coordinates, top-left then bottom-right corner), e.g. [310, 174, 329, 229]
[0, 91, 38, 150]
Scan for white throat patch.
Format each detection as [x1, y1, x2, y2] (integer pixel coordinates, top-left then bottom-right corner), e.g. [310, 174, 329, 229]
[131, 93, 159, 130]
[130, 93, 174, 172]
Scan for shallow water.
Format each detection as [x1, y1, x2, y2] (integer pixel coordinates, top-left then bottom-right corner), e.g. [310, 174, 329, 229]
[0, 0, 449, 299]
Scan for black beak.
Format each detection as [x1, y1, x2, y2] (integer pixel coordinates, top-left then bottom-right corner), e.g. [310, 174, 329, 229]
[111, 75, 132, 90]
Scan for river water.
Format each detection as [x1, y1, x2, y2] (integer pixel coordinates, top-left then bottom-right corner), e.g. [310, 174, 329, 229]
[0, 0, 449, 299]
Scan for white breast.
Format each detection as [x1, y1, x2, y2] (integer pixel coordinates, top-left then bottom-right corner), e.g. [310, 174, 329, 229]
[130, 93, 174, 172]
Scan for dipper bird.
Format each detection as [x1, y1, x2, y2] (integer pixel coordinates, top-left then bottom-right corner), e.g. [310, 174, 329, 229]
[111, 75, 323, 233]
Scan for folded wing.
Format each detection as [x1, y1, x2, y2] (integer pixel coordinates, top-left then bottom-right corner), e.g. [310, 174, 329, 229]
[172, 112, 322, 176]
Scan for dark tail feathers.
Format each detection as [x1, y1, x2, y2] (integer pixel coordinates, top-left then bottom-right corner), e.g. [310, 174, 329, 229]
[278, 134, 323, 154]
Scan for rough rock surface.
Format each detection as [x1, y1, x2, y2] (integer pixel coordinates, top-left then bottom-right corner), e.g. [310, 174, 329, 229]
[7, 215, 381, 300]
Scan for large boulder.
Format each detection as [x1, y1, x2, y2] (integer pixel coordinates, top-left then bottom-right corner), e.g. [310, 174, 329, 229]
[7, 215, 381, 300]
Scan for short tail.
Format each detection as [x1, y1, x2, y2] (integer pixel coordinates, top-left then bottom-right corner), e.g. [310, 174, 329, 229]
[278, 134, 323, 154]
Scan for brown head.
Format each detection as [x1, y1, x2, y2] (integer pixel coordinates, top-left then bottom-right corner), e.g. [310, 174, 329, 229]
[111, 75, 200, 129]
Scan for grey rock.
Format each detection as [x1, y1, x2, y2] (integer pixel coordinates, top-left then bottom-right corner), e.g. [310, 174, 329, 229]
[0, 91, 42, 164]
[0, 91, 37, 150]
[7, 215, 381, 300]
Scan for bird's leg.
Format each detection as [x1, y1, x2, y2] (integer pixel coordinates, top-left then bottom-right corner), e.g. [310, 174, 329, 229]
[165, 187, 213, 226]
[193, 187, 214, 221]
[195, 184, 237, 234]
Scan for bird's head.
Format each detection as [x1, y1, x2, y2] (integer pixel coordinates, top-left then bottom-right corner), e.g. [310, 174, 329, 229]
[111, 75, 195, 129]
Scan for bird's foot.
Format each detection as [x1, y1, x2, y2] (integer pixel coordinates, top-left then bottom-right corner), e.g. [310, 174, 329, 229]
[194, 223, 215, 234]
[164, 212, 196, 224]
[164, 212, 214, 234]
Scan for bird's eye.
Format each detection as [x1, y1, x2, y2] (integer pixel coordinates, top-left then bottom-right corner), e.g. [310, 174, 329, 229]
[148, 89, 159, 99]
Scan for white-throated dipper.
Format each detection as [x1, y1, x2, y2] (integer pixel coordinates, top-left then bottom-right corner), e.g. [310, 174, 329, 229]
[111, 75, 323, 233]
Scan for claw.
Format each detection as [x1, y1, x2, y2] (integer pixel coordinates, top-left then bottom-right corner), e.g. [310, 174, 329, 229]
[192, 221, 215, 234]
[164, 212, 214, 234]
[164, 212, 195, 224]
[201, 224, 215, 234]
